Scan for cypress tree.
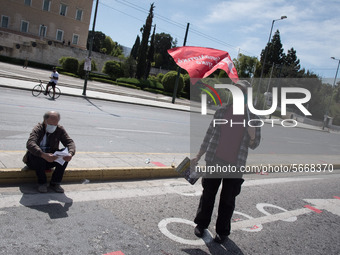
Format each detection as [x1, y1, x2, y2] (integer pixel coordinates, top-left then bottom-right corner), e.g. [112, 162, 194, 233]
[136, 3, 154, 79]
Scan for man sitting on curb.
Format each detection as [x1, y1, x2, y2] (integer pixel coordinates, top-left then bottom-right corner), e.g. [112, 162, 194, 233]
[23, 111, 76, 193]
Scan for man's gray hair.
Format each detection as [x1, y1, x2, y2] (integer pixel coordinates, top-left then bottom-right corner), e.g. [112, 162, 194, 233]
[43, 111, 60, 121]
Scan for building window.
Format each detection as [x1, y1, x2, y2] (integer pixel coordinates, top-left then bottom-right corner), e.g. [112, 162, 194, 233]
[60, 4, 67, 16]
[43, 0, 51, 11]
[24, 0, 32, 6]
[39, 25, 47, 37]
[1, 16, 9, 28]
[75, 9, 83, 21]
[20, 20, 29, 33]
[72, 34, 79, 45]
[56, 29, 64, 41]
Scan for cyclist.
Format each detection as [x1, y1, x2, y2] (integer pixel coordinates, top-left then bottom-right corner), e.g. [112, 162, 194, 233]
[44, 67, 59, 99]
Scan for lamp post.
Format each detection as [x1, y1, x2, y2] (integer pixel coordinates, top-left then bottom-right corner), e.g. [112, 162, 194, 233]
[255, 16, 287, 105]
[323, 57, 340, 129]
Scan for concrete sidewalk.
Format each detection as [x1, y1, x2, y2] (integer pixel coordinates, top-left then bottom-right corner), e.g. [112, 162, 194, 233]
[1, 68, 339, 184]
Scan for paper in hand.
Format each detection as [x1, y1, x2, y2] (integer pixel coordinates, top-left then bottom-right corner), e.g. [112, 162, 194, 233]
[53, 147, 69, 165]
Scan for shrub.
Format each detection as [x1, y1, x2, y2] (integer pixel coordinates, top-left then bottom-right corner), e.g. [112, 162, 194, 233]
[183, 73, 191, 94]
[162, 71, 184, 96]
[59, 57, 79, 74]
[116, 77, 140, 86]
[102, 60, 124, 79]
[156, 73, 164, 83]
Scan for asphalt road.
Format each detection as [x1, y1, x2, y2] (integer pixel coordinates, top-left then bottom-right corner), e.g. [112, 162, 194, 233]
[0, 172, 339, 255]
[1, 87, 339, 157]
[0, 87, 190, 153]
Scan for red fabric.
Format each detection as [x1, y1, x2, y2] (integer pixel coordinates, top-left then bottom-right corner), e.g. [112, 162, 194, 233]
[167, 46, 239, 84]
[215, 107, 245, 164]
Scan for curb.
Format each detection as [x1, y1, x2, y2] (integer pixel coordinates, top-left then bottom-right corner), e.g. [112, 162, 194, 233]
[1, 163, 339, 185]
[0, 167, 179, 184]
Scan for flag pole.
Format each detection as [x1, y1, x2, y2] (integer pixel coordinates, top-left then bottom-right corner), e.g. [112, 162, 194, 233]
[172, 23, 190, 104]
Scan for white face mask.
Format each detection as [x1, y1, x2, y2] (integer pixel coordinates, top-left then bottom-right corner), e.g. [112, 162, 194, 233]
[46, 124, 57, 133]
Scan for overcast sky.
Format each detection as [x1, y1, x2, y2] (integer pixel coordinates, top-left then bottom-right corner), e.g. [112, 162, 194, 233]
[91, 0, 340, 82]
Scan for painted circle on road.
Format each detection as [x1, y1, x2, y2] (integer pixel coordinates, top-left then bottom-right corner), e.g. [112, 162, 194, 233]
[158, 218, 212, 245]
[256, 203, 297, 222]
[233, 211, 264, 232]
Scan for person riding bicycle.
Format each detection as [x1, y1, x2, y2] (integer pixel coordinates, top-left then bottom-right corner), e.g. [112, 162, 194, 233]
[44, 67, 59, 99]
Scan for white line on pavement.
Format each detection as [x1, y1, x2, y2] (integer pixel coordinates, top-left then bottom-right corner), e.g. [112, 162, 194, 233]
[96, 127, 171, 135]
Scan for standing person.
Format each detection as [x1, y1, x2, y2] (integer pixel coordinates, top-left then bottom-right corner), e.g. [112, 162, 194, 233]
[191, 80, 261, 243]
[23, 111, 76, 193]
[23, 57, 28, 69]
[44, 67, 59, 99]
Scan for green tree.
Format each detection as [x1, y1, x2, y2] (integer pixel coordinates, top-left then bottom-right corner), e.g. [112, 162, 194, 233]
[87, 32, 122, 57]
[154, 32, 175, 69]
[257, 30, 285, 77]
[136, 3, 155, 79]
[281, 47, 302, 78]
[234, 54, 259, 78]
[121, 56, 137, 78]
[130, 35, 140, 59]
[144, 25, 156, 79]
[87, 31, 105, 52]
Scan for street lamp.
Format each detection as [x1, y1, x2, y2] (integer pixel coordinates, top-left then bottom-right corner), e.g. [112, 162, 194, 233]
[323, 57, 340, 129]
[255, 16, 287, 104]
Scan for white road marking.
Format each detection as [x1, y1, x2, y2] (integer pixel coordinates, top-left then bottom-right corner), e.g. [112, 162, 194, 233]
[96, 127, 171, 135]
[158, 218, 213, 245]
[231, 208, 311, 231]
[304, 198, 340, 216]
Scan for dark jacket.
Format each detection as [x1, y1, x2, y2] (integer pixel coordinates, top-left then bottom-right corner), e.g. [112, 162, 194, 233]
[23, 123, 76, 163]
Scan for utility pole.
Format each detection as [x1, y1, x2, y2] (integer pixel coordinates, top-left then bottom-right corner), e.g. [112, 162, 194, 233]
[172, 23, 190, 104]
[82, 0, 99, 96]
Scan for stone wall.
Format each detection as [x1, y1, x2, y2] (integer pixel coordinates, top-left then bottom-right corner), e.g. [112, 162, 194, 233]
[0, 31, 168, 76]
[0, 31, 121, 72]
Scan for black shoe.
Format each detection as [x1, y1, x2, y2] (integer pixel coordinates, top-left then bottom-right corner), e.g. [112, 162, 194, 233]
[50, 183, 64, 193]
[214, 234, 229, 244]
[194, 225, 205, 238]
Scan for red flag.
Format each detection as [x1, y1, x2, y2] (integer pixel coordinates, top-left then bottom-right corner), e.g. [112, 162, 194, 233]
[167, 46, 239, 84]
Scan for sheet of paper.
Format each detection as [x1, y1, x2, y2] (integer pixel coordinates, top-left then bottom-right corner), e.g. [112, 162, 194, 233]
[53, 147, 69, 165]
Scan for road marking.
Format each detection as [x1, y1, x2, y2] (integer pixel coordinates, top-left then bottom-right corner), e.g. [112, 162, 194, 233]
[158, 218, 213, 245]
[231, 208, 311, 231]
[304, 205, 323, 213]
[151, 162, 166, 167]
[256, 203, 297, 222]
[96, 127, 171, 135]
[304, 198, 340, 216]
[232, 211, 263, 232]
[103, 251, 125, 255]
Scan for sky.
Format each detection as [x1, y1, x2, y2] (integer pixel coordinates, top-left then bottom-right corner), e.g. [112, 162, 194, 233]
[90, 0, 340, 82]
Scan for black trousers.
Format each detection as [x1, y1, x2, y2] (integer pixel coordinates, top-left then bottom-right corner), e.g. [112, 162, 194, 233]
[26, 153, 68, 185]
[194, 177, 244, 236]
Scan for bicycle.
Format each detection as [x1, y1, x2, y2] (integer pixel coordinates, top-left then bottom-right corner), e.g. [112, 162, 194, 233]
[32, 80, 61, 99]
